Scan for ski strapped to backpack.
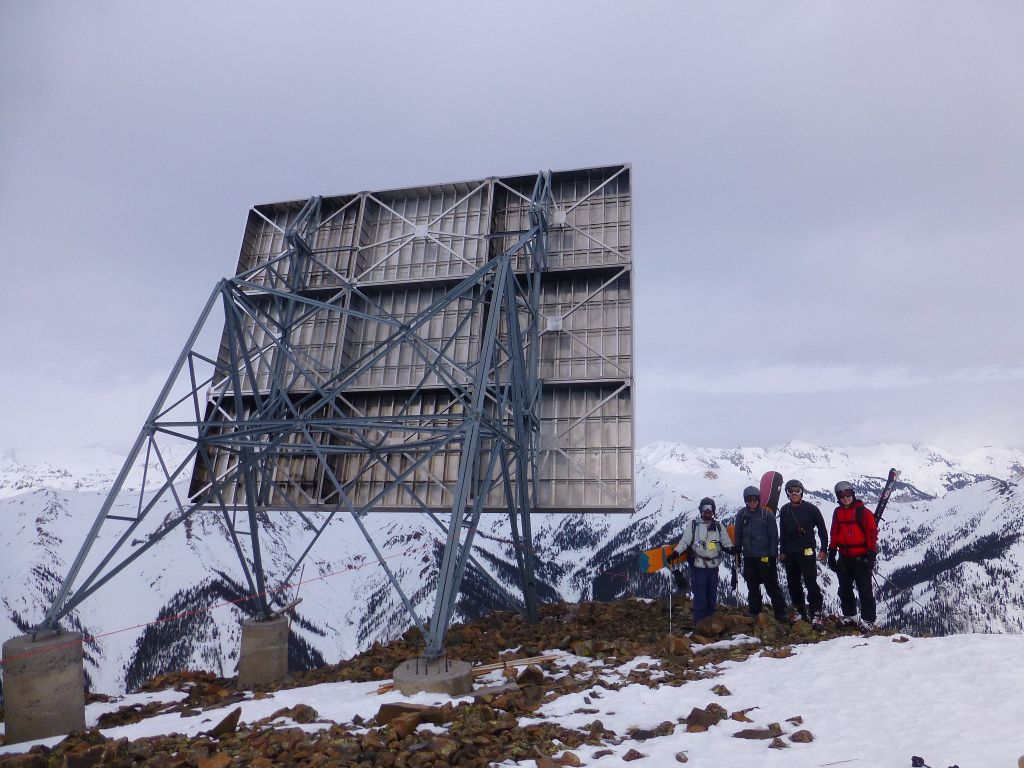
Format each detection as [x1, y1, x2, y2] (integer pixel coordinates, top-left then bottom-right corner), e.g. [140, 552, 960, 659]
[873, 467, 900, 523]
[834, 467, 899, 555]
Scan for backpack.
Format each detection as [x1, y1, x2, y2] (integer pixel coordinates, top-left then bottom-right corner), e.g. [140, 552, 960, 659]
[687, 519, 724, 565]
[834, 505, 869, 552]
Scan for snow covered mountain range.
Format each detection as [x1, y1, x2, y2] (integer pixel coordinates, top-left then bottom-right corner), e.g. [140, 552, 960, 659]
[1, 441, 1022, 695]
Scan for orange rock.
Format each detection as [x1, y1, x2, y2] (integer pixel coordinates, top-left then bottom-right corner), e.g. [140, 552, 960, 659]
[197, 754, 231, 768]
[391, 711, 422, 738]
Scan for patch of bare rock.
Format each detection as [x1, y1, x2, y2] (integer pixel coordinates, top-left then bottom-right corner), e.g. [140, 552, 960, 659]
[0, 598, 885, 763]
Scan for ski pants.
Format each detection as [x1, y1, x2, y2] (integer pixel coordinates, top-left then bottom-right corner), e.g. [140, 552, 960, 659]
[742, 557, 787, 619]
[837, 557, 876, 622]
[782, 551, 823, 616]
[690, 565, 720, 624]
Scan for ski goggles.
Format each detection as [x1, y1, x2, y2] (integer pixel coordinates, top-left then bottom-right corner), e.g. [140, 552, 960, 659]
[837, 490, 854, 498]
[787, 488, 803, 495]
[700, 504, 714, 513]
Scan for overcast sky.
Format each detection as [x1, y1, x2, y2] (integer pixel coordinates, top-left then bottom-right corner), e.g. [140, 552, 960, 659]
[2, 1, 1022, 455]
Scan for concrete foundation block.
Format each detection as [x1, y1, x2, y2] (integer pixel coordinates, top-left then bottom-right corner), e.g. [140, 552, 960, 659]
[2, 631, 86, 744]
[237, 617, 289, 688]
[392, 657, 473, 696]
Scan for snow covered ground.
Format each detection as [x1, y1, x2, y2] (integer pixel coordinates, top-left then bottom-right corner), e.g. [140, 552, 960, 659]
[3, 633, 1022, 766]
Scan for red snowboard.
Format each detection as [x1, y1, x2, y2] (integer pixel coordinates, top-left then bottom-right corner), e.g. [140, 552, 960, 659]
[759, 470, 784, 515]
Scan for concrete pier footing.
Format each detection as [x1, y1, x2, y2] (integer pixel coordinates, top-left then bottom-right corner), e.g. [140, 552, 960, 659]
[392, 656, 473, 696]
[237, 617, 289, 688]
[2, 631, 86, 744]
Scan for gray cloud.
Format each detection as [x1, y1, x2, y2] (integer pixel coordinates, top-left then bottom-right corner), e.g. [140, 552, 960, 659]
[645, 363, 1024, 395]
[2, 1, 1022, 453]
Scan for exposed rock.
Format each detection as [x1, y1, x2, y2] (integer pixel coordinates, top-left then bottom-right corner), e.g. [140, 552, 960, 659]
[623, 748, 647, 761]
[431, 737, 459, 759]
[695, 615, 728, 636]
[268, 703, 319, 724]
[474, 682, 521, 701]
[785, 715, 803, 725]
[769, 736, 788, 749]
[62, 745, 106, 768]
[684, 703, 726, 732]
[1, 597, 913, 768]
[711, 684, 731, 696]
[390, 711, 424, 738]
[96, 699, 174, 728]
[790, 620, 817, 641]
[516, 664, 546, 687]
[627, 721, 674, 741]
[790, 729, 814, 743]
[1, 754, 47, 768]
[197, 753, 231, 768]
[733, 724, 783, 740]
[360, 730, 385, 750]
[667, 635, 693, 655]
[722, 613, 755, 632]
[571, 639, 595, 656]
[375, 702, 438, 726]
[205, 707, 242, 738]
[675, 750, 689, 762]
[628, 728, 658, 741]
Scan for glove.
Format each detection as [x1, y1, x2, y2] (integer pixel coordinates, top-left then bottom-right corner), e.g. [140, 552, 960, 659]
[866, 551, 877, 568]
[826, 550, 838, 571]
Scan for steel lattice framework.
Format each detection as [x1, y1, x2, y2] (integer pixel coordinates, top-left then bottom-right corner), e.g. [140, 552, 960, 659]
[42, 166, 633, 658]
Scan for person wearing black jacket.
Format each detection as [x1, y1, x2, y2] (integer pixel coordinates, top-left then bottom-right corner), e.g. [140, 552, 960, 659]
[778, 479, 829, 626]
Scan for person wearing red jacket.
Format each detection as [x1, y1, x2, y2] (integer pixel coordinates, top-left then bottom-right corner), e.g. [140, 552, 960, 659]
[826, 480, 879, 629]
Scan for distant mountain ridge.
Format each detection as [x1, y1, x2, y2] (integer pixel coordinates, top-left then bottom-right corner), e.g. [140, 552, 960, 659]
[1, 441, 1022, 696]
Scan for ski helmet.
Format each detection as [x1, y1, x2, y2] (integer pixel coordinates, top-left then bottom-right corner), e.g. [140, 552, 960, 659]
[742, 485, 760, 501]
[699, 497, 716, 514]
[785, 479, 805, 493]
[834, 481, 855, 499]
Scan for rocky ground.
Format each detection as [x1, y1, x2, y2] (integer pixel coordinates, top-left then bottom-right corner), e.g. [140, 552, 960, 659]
[0, 598, 889, 767]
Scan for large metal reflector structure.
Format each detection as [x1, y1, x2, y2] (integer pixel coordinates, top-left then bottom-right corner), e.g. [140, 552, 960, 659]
[41, 165, 634, 658]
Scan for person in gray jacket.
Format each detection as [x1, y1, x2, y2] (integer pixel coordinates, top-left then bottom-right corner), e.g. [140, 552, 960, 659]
[675, 497, 734, 626]
[732, 485, 789, 622]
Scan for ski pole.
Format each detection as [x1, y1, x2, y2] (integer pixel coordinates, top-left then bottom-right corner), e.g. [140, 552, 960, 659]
[872, 571, 931, 614]
[667, 568, 673, 638]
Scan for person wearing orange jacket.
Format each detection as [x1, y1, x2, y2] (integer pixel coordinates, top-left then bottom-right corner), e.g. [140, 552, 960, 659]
[826, 481, 879, 629]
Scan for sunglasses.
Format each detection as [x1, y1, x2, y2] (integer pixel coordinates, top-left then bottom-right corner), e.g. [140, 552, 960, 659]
[838, 490, 854, 498]
[744, 495, 760, 502]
